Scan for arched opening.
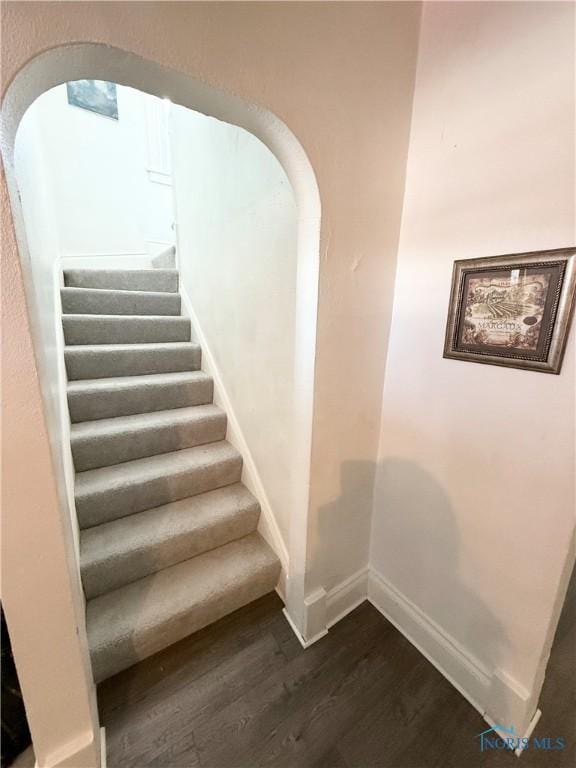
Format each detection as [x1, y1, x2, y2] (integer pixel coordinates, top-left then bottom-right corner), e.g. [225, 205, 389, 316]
[2, 43, 320, 658]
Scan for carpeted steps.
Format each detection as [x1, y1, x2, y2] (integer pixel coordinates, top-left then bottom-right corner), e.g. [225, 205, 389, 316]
[67, 371, 214, 422]
[71, 404, 227, 470]
[80, 483, 260, 599]
[65, 342, 201, 379]
[63, 314, 191, 345]
[61, 266, 280, 682]
[87, 533, 280, 682]
[64, 267, 179, 293]
[61, 286, 181, 315]
[75, 441, 243, 527]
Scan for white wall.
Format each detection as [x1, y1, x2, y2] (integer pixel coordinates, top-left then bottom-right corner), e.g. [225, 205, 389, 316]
[13, 104, 61, 411]
[16, 82, 173, 259]
[171, 105, 297, 548]
[370, 1, 575, 734]
[13, 82, 176, 558]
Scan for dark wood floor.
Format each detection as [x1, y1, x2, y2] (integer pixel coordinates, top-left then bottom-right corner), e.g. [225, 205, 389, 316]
[99, 577, 575, 768]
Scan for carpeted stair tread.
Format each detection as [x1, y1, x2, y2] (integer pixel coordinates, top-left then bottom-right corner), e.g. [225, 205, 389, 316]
[65, 342, 201, 380]
[75, 440, 242, 528]
[61, 286, 181, 316]
[87, 532, 281, 681]
[80, 483, 260, 598]
[67, 371, 214, 422]
[71, 404, 227, 470]
[64, 268, 178, 293]
[63, 314, 191, 345]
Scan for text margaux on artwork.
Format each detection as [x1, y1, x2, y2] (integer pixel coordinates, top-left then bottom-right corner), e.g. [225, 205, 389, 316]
[478, 320, 520, 332]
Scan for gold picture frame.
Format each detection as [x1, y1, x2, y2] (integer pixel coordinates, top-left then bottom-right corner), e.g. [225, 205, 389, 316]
[444, 247, 576, 374]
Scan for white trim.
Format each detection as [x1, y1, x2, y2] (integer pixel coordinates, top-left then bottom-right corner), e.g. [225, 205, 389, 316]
[33, 727, 106, 768]
[282, 607, 328, 649]
[326, 566, 369, 628]
[280, 561, 545, 745]
[482, 708, 542, 758]
[486, 667, 536, 740]
[145, 92, 172, 177]
[282, 558, 543, 748]
[367, 567, 541, 739]
[368, 566, 490, 712]
[179, 285, 290, 595]
[281, 566, 369, 647]
[100, 727, 107, 768]
[147, 168, 172, 186]
[53, 258, 83, 580]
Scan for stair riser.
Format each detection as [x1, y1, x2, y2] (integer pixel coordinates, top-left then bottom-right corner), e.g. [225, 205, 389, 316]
[64, 269, 178, 293]
[72, 412, 227, 471]
[76, 455, 243, 528]
[89, 547, 280, 682]
[65, 346, 201, 380]
[81, 503, 260, 598]
[68, 377, 214, 422]
[63, 316, 191, 345]
[61, 288, 181, 316]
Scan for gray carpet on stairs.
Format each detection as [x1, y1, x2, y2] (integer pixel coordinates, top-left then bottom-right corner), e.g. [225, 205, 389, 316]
[62, 267, 280, 681]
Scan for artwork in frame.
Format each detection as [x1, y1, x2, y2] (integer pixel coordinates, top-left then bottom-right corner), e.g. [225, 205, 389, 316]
[444, 247, 576, 374]
[66, 80, 119, 120]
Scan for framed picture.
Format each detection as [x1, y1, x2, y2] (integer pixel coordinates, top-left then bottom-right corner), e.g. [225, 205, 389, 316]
[66, 80, 118, 120]
[444, 247, 576, 374]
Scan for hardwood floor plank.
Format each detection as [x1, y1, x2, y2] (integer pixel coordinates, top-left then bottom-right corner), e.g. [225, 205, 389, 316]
[193, 604, 386, 767]
[98, 588, 574, 768]
[104, 631, 286, 767]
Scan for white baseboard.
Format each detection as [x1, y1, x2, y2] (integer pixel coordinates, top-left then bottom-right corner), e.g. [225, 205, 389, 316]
[327, 566, 369, 628]
[178, 286, 290, 589]
[282, 566, 369, 647]
[482, 708, 541, 757]
[368, 567, 490, 713]
[53, 260, 83, 582]
[367, 567, 540, 740]
[278, 563, 542, 747]
[282, 607, 328, 648]
[33, 727, 105, 768]
[100, 727, 107, 768]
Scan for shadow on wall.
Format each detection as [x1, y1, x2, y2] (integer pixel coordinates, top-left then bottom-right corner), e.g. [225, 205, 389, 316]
[314, 462, 377, 590]
[318, 458, 508, 680]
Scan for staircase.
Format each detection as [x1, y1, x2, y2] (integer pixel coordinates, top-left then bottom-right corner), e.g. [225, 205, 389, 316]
[61, 267, 281, 682]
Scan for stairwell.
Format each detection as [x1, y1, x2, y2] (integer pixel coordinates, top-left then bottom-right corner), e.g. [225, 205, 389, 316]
[61, 266, 281, 682]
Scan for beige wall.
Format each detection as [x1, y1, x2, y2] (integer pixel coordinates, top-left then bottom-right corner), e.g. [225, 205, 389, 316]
[1, 1, 421, 595]
[2, 170, 101, 767]
[371, 0, 575, 732]
[1, 3, 420, 761]
[3, 0, 574, 759]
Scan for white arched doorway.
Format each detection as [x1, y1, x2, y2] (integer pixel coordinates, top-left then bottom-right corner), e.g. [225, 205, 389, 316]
[1, 42, 320, 767]
[2, 42, 320, 623]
